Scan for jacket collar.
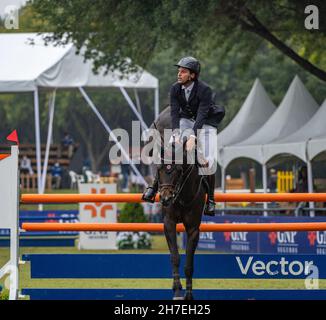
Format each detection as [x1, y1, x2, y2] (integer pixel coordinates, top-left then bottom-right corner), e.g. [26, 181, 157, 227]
[181, 81, 195, 91]
[187, 80, 198, 102]
[178, 80, 198, 103]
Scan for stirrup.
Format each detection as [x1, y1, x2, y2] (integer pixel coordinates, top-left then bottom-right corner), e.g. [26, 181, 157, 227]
[204, 200, 215, 216]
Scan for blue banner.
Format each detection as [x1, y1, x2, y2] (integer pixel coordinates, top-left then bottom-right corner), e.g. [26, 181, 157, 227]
[23, 253, 326, 280]
[0, 210, 79, 237]
[197, 215, 259, 253]
[183, 214, 326, 255]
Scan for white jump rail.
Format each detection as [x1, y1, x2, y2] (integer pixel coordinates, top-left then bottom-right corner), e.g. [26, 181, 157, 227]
[0, 146, 19, 300]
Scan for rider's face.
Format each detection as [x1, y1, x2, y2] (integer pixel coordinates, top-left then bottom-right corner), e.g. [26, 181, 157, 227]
[177, 67, 194, 84]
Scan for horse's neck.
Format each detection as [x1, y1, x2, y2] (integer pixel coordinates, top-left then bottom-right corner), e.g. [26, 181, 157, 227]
[179, 165, 203, 199]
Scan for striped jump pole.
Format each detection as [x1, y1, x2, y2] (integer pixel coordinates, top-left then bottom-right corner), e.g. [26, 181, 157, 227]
[22, 222, 326, 232]
[20, 192, 326, 204]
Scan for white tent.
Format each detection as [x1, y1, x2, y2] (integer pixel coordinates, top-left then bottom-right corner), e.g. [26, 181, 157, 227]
[306, 100, 326, 160]
[220, 76, 319, 216]
[217, 78, 276, 195]
[260, 98, 325, 215]
[0, 33, 159, 199]
[218, 78, 276, 166]
[263, 99, 326, 163]
[0, 33, 158, 91]
[222, 76, 319, 167]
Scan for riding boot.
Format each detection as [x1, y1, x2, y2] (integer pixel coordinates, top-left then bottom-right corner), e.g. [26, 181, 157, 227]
[142, 171, 159, 203]
[204, 174, 216, 216]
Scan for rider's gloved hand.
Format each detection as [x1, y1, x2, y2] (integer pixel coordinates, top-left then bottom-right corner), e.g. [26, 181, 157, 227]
[169, 130, 181, 145]
[186, 135, 196, 151]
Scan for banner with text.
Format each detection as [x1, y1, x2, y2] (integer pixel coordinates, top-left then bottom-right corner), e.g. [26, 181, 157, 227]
[184, 214, 326, 255]
[79, 184, 117, 250]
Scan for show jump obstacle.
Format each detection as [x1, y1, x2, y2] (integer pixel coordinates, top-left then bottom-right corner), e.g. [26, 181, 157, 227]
[2, 146, 326, 300]
[22, 222, 326, 232]
[0, 146, 19, 301]
[21, 192, 326, 203]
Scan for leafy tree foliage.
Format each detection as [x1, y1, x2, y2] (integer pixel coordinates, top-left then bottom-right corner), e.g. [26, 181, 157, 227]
[31, 0, 326, 81]
[118, 202, 148, 223]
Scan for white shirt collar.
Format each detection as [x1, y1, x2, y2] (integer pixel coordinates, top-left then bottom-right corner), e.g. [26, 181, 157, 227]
[182, 81, 195, 92]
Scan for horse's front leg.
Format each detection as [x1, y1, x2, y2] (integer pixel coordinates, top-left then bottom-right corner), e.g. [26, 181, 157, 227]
[184, 226, 200, 300]
[163, 214, 183, 300]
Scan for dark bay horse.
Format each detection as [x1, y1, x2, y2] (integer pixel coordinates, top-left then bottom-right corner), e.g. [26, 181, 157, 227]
[150, 106, 207, 300]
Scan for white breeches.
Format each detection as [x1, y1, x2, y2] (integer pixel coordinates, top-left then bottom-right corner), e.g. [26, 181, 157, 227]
[179, 118, 218, 175]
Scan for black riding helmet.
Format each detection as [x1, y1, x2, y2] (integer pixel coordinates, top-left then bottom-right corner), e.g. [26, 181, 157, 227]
[174, 56, 201, 75]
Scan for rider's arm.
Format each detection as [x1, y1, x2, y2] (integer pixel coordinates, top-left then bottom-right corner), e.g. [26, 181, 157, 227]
[192, 86, 212, 134]
[170, 85, 181, 131]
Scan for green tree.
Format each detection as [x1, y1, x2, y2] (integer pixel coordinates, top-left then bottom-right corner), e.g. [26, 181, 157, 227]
[31, 0, 326, 81]
[1, 1, 325, 174]
[118, 202, 148, 223]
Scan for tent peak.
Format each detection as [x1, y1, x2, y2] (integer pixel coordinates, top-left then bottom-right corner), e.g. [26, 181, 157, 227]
[0, 33, 158, 92]
[217, 78, 275, 150]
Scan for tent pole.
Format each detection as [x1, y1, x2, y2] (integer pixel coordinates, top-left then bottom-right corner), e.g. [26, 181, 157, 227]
[33, 88, 42, 211]
[79, 87, 147, 187]
[307, 159, 315, 217]
[262, 163, 268, 217]
[119, 87, 148, 131]
[154, 87, 159, 120]
[41, 89, 56, 194]
[133, 89, 142, 115]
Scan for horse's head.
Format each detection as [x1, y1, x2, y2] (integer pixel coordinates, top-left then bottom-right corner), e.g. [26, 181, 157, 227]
[157, 141, 193, 207]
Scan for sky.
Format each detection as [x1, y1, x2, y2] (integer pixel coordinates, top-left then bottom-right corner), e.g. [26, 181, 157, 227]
[0, 0, 28, 18]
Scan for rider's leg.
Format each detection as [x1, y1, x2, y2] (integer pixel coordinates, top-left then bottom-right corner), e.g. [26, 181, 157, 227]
[204, 174, 216, 216]
[197, 125, 218, 216]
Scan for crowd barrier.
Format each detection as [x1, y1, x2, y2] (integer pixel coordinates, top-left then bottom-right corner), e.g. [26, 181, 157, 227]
[21, 253, 326, 300]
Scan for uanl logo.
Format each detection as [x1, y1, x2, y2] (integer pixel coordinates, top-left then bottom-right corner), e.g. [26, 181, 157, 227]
[200, 222, 215, 240]
[82, 188, 113, 219]
[268, 231, 297, 245]
[308, 231, 326, 246]
[200, 231, 214, 240]
[223, 220, 248, 242]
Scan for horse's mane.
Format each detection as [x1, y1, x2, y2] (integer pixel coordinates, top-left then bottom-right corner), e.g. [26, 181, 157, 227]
[151, 106, 172, 136]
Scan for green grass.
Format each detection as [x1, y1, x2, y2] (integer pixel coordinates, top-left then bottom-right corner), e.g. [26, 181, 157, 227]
[1, 235, 326, 300]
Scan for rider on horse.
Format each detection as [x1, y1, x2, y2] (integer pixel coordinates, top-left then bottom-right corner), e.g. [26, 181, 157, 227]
[142, 56, 219, 216]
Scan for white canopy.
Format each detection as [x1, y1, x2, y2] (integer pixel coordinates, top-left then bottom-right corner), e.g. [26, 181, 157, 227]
[308, 136, 326, 161]
[307, 100, 326, 160]
[217, 78, 276, 166]
[221, 76, 319, 167]
[0, 33, 159, 198]
[0, 33, 158, 92]
[263, 99, 326, 163]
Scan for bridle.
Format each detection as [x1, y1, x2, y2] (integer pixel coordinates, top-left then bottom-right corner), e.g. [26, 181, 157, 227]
[158, 159, 203, 208]
[153, 122, 204, 207]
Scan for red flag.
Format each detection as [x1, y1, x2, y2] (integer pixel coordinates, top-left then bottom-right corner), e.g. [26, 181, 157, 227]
[6, 130, 19, 145]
